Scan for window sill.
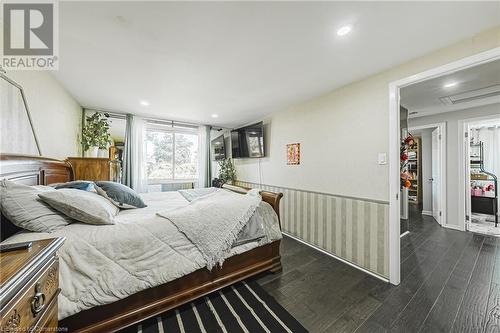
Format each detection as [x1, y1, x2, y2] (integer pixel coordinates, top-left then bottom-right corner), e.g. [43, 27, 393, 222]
[148, 179, 198, 184]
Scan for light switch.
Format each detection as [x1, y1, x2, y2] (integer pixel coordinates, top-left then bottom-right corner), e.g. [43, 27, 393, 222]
[378, 153, 387, 165]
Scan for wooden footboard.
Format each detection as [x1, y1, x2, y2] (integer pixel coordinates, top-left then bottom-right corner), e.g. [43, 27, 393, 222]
[222, 183, 283, 227]
[60, 241, 282, 332]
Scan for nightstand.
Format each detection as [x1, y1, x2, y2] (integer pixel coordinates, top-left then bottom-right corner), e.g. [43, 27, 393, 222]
[0, 238, 65, 333]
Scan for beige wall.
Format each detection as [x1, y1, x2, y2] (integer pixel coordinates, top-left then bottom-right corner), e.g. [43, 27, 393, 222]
[6, 71, 82, 159]
[232, 26, 500, 277]
[235, 27, 500, 202]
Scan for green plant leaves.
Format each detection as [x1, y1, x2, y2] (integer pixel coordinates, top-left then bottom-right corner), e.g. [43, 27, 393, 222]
[218, 158, 236, 183]
[81, 113, 112, 151]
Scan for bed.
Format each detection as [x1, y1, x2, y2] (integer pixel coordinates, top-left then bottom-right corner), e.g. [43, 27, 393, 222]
[0, 154, 283, 332]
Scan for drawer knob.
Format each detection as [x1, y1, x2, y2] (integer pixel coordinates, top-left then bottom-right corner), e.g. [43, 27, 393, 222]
[31, 282, 46, 316]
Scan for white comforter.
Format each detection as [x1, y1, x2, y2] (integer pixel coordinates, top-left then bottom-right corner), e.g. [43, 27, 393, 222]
[3, 191, 282, 319]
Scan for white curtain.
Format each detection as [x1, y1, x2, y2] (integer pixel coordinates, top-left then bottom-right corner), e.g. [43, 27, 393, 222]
[123, 114, 148, 192]
[476, 125, 500, 214]
[197, 125, 211, 188]
[131, 116, 148, 193]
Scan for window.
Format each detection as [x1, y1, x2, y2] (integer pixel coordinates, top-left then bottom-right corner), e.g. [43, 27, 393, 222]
[145, 127, 198, 183]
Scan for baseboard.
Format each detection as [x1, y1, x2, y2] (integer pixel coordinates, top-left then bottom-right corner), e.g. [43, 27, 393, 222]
[443, 224, 464, 231]
[282, 232, 389, 283]
[421, 210, 433, 216]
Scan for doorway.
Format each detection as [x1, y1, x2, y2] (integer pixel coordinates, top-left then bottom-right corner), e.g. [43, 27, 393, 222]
[461, 116, 500, 236]
[405, 123, 446, 229]
[388, 47, 500, 285]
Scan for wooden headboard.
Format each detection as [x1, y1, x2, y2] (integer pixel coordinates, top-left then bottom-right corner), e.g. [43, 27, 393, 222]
[0, 154, 74, 240]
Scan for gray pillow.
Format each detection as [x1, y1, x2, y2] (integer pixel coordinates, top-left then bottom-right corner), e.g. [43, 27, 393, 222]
[0, 179, 72, 232]
[38, 189, 119, 225]
[53, 181, 95, 191]
[94, 181, 147, 209]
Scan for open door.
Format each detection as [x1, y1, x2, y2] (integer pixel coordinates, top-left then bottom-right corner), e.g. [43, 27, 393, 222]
[464, 125, 471, 231]
[432, 128, 441, 224]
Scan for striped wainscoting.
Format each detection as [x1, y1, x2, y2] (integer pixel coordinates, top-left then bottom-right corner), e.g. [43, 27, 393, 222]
[235, 180, 390, 279]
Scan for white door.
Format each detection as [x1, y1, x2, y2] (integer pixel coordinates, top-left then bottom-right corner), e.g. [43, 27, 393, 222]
[465, 126, 471, 231]
[432, 128, 441, 224]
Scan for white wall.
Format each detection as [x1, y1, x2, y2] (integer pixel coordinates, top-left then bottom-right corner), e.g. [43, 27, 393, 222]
[409, 103, 500, 228]
[6, 71, 82, 159]
[234, 27, 500, 203]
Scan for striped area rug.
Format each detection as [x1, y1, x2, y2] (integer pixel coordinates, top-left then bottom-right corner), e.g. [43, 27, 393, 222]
[119, 280, 308, 333]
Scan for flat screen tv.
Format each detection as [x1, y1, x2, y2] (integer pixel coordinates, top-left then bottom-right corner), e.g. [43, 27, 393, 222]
[211, 135, 226, 161]
[231, 122, 265, 158]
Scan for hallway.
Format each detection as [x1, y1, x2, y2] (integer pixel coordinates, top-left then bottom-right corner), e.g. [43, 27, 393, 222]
[257, 208, 500, 332]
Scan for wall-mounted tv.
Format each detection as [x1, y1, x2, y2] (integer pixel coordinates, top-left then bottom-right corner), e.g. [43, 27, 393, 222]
[211, 135, 226, 161]
[231, 122, 265, 158]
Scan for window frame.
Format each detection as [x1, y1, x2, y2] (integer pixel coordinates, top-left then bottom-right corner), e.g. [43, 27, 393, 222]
[145, 124, 199, 183]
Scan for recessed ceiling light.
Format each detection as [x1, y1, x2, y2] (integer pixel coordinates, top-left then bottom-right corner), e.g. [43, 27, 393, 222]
[211, 114, 219, 118]
[337, 25, 352, 36]
[443, 82, 458, 88]
[140, 100, 150, 106]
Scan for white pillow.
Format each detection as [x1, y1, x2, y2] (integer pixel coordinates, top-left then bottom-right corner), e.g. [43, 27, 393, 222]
[0, 179, 72, 232]
[38, 189, 119, 225]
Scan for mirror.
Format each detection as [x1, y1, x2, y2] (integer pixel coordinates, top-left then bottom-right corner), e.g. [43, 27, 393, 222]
[0, 73, 41, 155]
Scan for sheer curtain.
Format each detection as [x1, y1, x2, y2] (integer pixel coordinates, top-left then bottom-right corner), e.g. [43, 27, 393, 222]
[197, 125, 211, 188]
[122, 114, 148, 192]
[131, 117, 148, 192]
[122, 114, 133, 187]
[476, 125, 500, 214]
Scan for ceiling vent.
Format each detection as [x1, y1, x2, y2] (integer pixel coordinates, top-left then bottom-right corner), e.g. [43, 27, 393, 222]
[440, 84, 500, 106]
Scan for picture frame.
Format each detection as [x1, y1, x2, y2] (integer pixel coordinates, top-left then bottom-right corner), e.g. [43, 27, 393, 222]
[287, 143, 300, 165]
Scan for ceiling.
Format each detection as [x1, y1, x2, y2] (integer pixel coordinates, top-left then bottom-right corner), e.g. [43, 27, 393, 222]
[51, 1, 500, 128]
[401, 59, 500, 118]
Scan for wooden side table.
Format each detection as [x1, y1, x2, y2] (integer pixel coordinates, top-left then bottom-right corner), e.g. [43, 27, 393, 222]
[0, 238, 65, 333]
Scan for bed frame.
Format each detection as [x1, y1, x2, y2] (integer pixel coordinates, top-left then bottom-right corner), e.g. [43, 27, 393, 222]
[0, 154, 283, 332]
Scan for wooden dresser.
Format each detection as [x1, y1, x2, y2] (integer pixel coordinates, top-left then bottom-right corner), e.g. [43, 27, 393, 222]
[66, 157, 111, 181]
[0, 238, 65, 333]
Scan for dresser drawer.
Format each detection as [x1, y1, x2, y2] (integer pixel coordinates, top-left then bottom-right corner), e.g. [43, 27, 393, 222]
[0, 258, 59, 332]
[30, 289, 59, 333]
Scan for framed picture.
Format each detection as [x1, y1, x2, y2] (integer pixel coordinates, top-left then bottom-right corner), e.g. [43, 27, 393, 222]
[287, 143, 300, 165]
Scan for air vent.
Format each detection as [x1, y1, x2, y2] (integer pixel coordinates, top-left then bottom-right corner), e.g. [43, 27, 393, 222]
[440, 84, 500, 105]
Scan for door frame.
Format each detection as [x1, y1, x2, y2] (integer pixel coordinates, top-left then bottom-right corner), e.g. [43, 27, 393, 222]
[408, 123, 447, 226]
[458, 114, 500, 231]
[388, 47, 500, 285]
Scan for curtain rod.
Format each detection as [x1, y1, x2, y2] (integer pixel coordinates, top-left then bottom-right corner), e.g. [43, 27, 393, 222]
[84, 108, 209, 128]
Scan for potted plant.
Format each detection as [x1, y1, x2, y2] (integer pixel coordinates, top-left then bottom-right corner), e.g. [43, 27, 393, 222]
[81, 113, 112, 157]
[218, 158, 236, 185]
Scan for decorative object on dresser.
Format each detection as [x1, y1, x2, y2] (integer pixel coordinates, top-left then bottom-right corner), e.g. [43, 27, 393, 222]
[0, 238, 65, 333]
[66, 157, 112, 182]
[81, 112, 112, 158]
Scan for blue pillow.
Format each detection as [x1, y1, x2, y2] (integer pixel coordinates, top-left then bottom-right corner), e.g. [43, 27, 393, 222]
[54, 181, 94, 192]
[94, 181, 147, 209]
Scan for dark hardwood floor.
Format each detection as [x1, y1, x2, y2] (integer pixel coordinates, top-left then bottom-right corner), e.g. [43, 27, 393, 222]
[255, 206, 500, 332]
